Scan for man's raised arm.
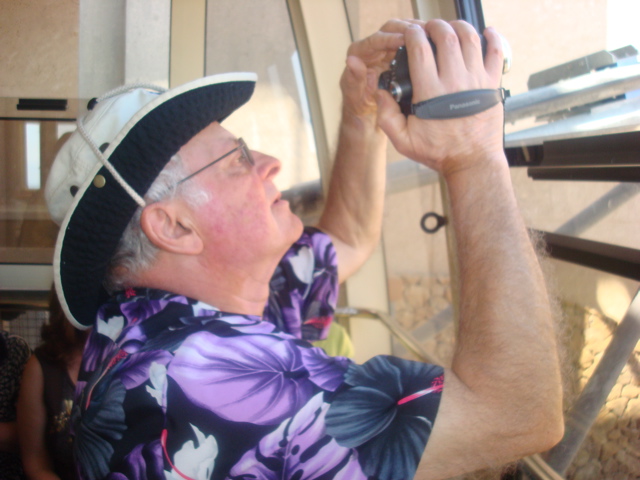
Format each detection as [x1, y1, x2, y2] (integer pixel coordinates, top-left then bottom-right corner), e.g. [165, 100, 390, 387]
[317, 20, 422, 283]
[376, 20, 564, 479]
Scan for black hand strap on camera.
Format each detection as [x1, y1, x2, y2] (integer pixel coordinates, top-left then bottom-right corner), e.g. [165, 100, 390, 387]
[411, 88, 509, 119]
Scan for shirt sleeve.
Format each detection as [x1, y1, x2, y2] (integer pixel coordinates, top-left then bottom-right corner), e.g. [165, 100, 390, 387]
[264, 227, 339, 342]
[325, 355, 445, 479]
[228, 354, 444, 480]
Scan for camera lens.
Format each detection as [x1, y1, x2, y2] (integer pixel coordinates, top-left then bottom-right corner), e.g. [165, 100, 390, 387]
[389, 82, 403, 103]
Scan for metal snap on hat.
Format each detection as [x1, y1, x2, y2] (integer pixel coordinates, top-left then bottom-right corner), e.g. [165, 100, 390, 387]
[45, 73, 257, 329]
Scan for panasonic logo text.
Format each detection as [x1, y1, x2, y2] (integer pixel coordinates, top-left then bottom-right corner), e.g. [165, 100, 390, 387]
[449, 99, 480, 110]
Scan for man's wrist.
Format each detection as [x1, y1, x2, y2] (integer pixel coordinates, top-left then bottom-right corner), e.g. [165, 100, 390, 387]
[341, 105, 378, 128]
[441, 150, 510, 184]
[340, 107, 385, 142]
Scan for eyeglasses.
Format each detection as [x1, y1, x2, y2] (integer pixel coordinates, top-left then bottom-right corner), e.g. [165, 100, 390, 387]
[177, 138, 255, 185]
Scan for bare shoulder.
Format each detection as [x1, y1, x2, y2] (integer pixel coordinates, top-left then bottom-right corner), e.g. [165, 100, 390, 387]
[19, 355, 44, 398]
[22, 354, 43, 381]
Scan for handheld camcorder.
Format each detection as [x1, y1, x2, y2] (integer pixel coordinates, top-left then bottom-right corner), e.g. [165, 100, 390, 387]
[378, 35, 493, 116]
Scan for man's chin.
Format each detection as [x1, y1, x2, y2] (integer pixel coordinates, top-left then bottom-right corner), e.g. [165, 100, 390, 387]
[273, 207, 304, 247]
[290, 216, 304, 240]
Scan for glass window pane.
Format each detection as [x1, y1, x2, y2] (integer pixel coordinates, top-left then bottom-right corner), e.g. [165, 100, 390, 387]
[344, 0, 414, 41]
[485, 0, 640, 138]
[204, 0, 319, 192]
[511, 173, 640, 249]
[25, 122, 41, 190]
[480, 0, 639, 248]
[0, 119, 61, 264]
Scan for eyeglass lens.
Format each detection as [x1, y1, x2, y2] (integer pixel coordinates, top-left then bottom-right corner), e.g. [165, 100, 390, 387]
[177, 137, 253, 185]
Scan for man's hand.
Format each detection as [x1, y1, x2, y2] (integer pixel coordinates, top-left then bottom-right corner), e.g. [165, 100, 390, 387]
[376, 20, 506, 177]
[340, 19, 424, 120]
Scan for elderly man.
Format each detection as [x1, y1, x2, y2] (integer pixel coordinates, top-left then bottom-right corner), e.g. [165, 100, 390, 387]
[45, 19, 563, 480]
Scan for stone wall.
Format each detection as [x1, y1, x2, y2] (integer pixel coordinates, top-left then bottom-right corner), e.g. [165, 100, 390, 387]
[388, 274, 456, 368]
[562, 304, 640, 480]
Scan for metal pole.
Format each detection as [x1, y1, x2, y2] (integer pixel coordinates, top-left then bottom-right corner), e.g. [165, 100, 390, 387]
[555, 183, 640, 236]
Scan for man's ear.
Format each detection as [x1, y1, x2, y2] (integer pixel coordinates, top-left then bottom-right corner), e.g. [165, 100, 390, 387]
[139, 201, 203, 255]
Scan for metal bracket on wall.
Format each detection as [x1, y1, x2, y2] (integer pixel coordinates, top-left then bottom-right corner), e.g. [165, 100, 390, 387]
[506, 130, 640, 182]
[535, 230, 640, 282]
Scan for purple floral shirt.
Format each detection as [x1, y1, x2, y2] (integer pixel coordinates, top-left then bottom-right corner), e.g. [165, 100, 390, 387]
[72, 228, 444, 480]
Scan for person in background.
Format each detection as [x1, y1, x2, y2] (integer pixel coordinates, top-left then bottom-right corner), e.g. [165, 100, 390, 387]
[44, 18, 563, 480]
[0, 330, 31, 480]
[17, 289, 88, 480]
[313, 321, 355, 358]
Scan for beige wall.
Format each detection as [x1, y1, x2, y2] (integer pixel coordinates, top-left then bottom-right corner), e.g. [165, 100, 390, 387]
[0, 0, 170, 101]
[0, 0, 79, 98]
[484, 0, 609, 98]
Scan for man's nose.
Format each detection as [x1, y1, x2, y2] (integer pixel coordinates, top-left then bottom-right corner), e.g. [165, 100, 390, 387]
[253, 150, 281, 179]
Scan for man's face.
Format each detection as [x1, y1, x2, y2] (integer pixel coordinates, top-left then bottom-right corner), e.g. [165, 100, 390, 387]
[177, 122, 303, 267]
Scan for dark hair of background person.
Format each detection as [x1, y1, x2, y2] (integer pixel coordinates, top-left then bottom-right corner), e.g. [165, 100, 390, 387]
[0, 333, 7, 364]
[38, 288, 87, 366]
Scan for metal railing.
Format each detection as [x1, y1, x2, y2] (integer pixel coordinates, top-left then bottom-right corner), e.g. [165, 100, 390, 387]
[335, 306, 440, 365]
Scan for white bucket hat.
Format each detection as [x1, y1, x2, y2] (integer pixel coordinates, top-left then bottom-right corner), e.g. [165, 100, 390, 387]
[45, 73, 257, 328]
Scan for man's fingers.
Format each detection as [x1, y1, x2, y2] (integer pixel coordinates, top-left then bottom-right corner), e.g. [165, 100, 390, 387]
[404, 23, 439, 102]
[482, 27, 505, 82]
[376, 90, 408, 149]
[378, 18, 426, 34]
[341, 55, 381, 117]
[347, 31, 403, 59]
[423, 20, 467, 87]
[342, 55, 367, 87]
[449, 20, 484, 74]
[347, 18, 428, 67]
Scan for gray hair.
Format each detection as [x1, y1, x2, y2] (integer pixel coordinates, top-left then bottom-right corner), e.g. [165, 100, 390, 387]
[104, 153, 209, 292]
